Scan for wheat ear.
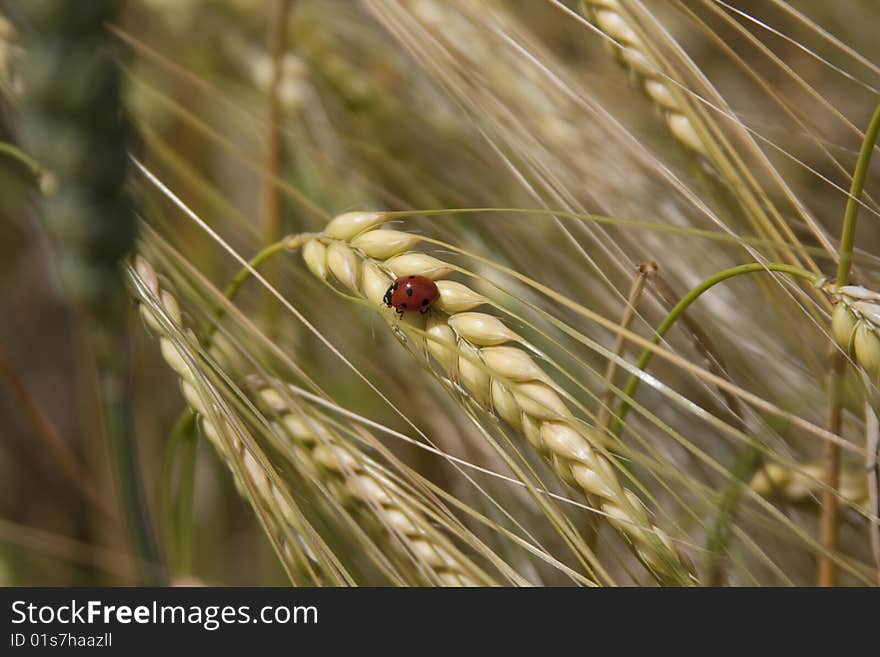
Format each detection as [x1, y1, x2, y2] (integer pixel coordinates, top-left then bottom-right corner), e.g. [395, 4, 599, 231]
[581, 0, 829, 272]
[131, 255, 489, 586]
[300, 211, 696, 586]
[131, 255, 335, 583]
[582, 0, 705, 156]
[252, 380, 492, 587]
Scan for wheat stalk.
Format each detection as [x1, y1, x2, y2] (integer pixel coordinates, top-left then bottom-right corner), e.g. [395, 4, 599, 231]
[300, 211, 696, 585]
[130, 254, 492, 586]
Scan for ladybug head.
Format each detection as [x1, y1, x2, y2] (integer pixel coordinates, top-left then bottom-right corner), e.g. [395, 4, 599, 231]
[382, 284, 394, 307]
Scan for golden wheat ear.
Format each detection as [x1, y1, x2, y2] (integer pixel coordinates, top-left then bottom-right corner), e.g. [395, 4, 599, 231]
[301, 211, 695, 586]
[131, 253, 516, 586]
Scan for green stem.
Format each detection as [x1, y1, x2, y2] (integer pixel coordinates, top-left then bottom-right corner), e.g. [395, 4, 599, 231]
[176, 420, 199, 575]
[203, 236, 304, 344]
[96, 323, 163, 584]
[160, 410, 195, 569]
[0, 141, 41, 179]
[610, 262, 819, 437]
[836, 102, 880, 287]
[820, 101, 880, 586]
[604, 262, 818, 583]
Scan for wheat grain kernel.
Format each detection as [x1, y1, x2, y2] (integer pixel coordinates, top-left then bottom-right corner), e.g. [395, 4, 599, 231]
[448, 312, 518, 346]
[570, 462, 615, 499]
[854, 322, 880, 375]
[161, 339, 191, 379]
[435, 280, 486, 312]
[258, 387, 285, 411]
[540, 421, 595, 464]
[326, 242, 361, 292]
[179, 380, 205, 417]
[644, 79, 678, 111]
[619, 46, 653, 76]
[831, 302, 857, 352]
[838, 285, 880, 302]
[302, 239, 328, 280]
[457, 341, 491, 404]
[383, 508, 421, 536]
[324, 211, 386, 240]
[410, 539, 454, 569]
[351, 229, 422, 259]
[480, 345, 546, 383]
[348, 474, 394, 506]
[667, 113, 705, 154]
[242, 450, 265, 487]
[852, 300, 880, 325]
[521, 413, 543, 450]
[425, 315, 458, 374]
[595, 9, 639, 45]
[511, 381, 569, 419]
[362, 260, 394, 304]
[490, 380, 522, 429]
[314, 443, 359, 472]
[160, 290, 182, 323]
[135, 255, 159, 295]
[383, 252, 454, 279]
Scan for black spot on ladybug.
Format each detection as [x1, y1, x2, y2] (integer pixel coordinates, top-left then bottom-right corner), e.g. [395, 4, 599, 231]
[401, 302, 408, 309]
[406, 287, 413, 297]
[408, 275, 415, 279]
[421, 298, 429, 306]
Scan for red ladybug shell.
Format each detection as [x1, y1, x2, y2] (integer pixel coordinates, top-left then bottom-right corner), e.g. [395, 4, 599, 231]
[383, 275, 440, 315]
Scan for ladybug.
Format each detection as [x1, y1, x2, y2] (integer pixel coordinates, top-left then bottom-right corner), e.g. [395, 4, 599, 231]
[383, 275, 440, 317]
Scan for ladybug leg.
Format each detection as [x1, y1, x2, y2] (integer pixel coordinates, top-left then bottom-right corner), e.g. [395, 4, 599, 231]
[419, 306, 430, 315]
[395, 308, 404, 319]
